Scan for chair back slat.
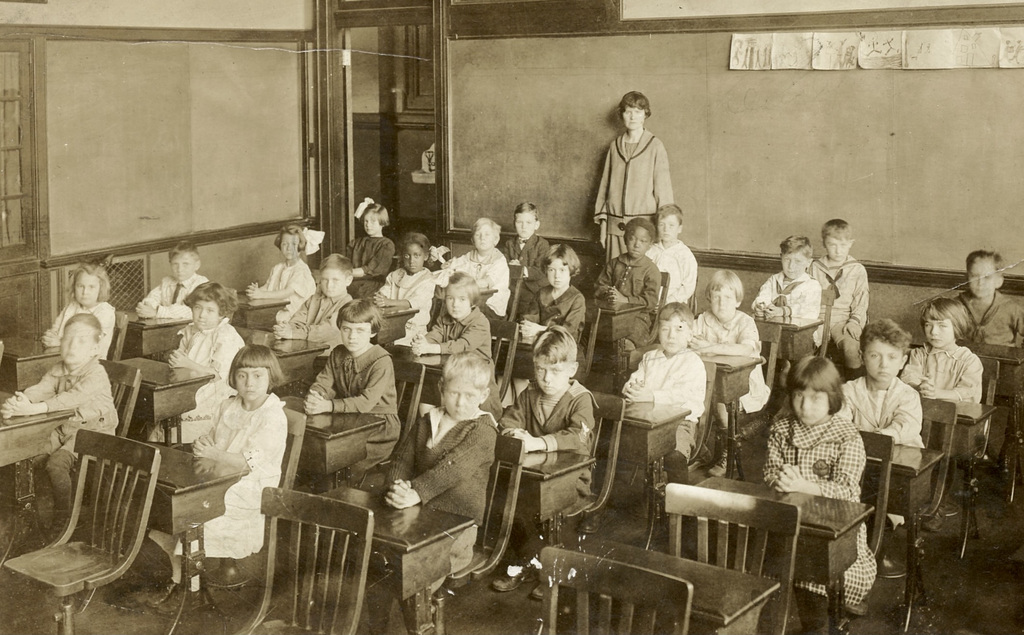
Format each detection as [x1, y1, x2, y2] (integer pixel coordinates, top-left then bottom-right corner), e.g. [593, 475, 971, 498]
[598, 594, 615, 634]
[665, 483, 799, 635]
[860, 431, 894, 557]
[108, 311, 130, 361]
[920, 398, 957, 518]
[240, 488, 374, 635]
[692, 360, 717, 467]
[475, 435, 525, 564]
[755, 321, 783, 391]
[394, 359, 426, 435]
[817, 288, 837, 357]
[980, 356, 999, 407]
[577, 393, 625, 518]
[99, 360, 142, 438]
[281, 407, 306, 491]
[488, 318, 521, 402]
[507, 264, 525, 319]
[580, 306, 602, 381]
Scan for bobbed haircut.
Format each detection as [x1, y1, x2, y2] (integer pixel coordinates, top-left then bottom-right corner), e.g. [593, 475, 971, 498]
[860, 319, 912, 354]
[185, 282, 238, 318]
[542, 244, 581, 277]
[400, 232, 431, 254]
[705, 269, 745, 304]
[656, 204, 684, 225]
[821, 219, 853, 241]
[228, 344, 285, 391]
[63, 313, 103, 342]
[659, 302, 694, 326]
[319, 253, 354, 276]
[446, 271, 481, 306]
[169, 241, 200, 260]
[70, 262, 112, 303]
[362, 203, 390, 227]
[336, 298, 383, 333]
[441, 351, 493, 392]
[473, 217, 502, 236]
[966, 249, 1003, 271]
[274, 223, 308, 253]
[624, 216, 656, 242]
[921, 297, 972, 341]
[788, 356, 844, 415]
[618, 91, 652, 119]
[532, 325, 578, 366]
[780, 235, 813, 259]
[513, 202, 539, 221]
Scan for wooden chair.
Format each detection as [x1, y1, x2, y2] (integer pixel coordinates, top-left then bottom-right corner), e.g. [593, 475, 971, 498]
[235, 488, 374, 635]
[580, 304, 602, 382]
[99, 359, 142, 438]
[538, 545, 694, 635]
[4, 431, 162, 635]
[356, 359, 425, 490]
[488, 317, 521, 403]
[735, 321, 783, 443]
[433, 435, 526, 635]
[645, 271, 671, 342]
[507, 263, 525, 320]
[107, 311, 129, 361]
[281, 406, 306, 491]
[817, 287, 836, 357]
[567, 392, 625, 534]
[920, 397, 958, 521]
[954, 356, 999, 558]
[860, 431, 895, 559]
[664, 482, 800, 635]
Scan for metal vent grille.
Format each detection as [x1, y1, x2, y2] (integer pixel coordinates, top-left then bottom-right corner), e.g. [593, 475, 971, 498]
[106, 257, 147, 311]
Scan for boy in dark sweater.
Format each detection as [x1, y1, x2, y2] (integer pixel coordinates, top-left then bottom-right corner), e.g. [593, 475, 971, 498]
[594, 216, 661, 348]
[502, 202, 551, 317]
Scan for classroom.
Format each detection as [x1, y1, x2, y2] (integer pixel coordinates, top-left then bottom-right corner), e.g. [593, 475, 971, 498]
[1, 0, 1024, 633]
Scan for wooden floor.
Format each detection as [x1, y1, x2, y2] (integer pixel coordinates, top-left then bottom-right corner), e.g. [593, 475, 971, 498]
[2, 399, 1024, 634]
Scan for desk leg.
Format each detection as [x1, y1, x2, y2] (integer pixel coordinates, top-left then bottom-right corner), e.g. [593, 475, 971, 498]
[162, 416, 183, 447]
[614, 340, 630, 392]
[960, 458, 980, 559]
[1, 459, 40, 565]
[644, 457, 666, 550]
[826, 575, 848, 635]
[902, 514, 924, 633]
[167, 526, 223, 635]
[401, 589, 438, 635]
[725, 401, 744, 481]
[1008, 392, 1024, 503]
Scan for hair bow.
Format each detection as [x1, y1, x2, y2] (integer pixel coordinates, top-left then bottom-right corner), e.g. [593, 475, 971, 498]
[354, 197, 375, 219]
[303, 228, 325, 255]
[428, 246, 450, 264]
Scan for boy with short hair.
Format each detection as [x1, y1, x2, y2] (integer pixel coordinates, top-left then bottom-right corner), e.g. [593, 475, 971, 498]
[595, 217, 661, 349]
[502, 202, 551, 316]
[754, 235, 823, 348]
[842, 319, 923, 448]
[957, 250, 1024, 346]
[646, 204, 698, 305]
[810, 219, 869, 378]
[1, 314, 117, 531]
[492, 326, 595, 599]
[136, 241, 209, 320]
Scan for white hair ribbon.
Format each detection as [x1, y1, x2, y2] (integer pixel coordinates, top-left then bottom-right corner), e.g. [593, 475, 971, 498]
[303, 228, 325, 255]
[354, 197, 375, 219]
[428, 245, 450, 264]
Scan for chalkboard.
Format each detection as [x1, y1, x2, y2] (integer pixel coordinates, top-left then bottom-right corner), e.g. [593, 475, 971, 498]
[449, 32, 1022, 271]
[47, 40, 302, 256]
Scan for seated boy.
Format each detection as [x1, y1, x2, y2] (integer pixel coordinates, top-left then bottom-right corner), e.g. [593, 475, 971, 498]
[1, 314, 117, 532]
[443, 217, 510, 318]
[753, 235, 823, 350]
[810, 219, 869, 379]
[594, 216, 661, 349]
[623, 302, 706, 482]
[957, 250, 1024, 346]
[136, 241, 209, 320]
[502, 202, 551, 317]
[492, 326, 595, 599]
[842, 319, 923, 448]
[646, 203, 698, 305]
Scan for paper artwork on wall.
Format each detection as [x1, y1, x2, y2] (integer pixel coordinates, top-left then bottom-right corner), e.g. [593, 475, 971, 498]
[812, 32, 860, 70]
[953, 28, 1000, 67]
[859, 31, 903, 69]
[999, 27, 1024, 67]
[730, 33, 773, 70]
[903, 29, 956, 68]
[772, 33, 813, 69]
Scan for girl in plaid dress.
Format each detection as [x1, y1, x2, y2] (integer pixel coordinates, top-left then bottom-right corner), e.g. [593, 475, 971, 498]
[764, 356, 876, 619]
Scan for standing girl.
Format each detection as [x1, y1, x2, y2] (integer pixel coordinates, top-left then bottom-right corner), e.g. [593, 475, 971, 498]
[594, 91, 674, 260]
[247, 223, 319, 322]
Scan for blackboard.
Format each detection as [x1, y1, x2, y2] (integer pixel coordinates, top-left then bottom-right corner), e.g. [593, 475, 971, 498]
[448, 32, 1022, 271]
[47, 40, 302, 256]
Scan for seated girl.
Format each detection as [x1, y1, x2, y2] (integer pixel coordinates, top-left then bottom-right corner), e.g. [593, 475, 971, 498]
[374, 232, 437, 340]
[520, 244, 586, 344]
[246, 223, 319, 323]
[42, 262, 116, 358]
[347, 199, 396, 299]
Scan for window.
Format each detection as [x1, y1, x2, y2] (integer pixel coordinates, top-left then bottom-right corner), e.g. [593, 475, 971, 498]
[0, 40, 35, 262]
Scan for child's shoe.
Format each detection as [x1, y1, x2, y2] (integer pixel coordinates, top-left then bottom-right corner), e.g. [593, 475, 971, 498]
[491, 565, 537, 593]
[707, 454, 728, 478]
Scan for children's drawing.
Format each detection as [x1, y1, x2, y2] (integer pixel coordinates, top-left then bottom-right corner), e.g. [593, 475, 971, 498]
[811, 32, 859, 70]
[730, 34, 772, 70]
[858, 30, 903, 69]
[772, 33, 813, 69]
[904, 29, 956, 69]
[999, 27, 1024, 67]
[953, 28, 1000, 68]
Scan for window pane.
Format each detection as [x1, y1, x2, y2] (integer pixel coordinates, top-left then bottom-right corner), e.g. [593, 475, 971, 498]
[0, 50, 25, 250]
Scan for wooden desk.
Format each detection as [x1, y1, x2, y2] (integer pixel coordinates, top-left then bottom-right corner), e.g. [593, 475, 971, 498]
[148, 444, 248, 635]
[122, 313, 192, 360]
[517, 450, 596, 547]
[581, 539, 780, 635]
[232, 297, 288, 330]
[323, 485, 474, 635]
[120, 357, 213, 445]
[266, 336, 331, 392]
[700, 353, 762, 480]
[965, 342, 1024, 502]
[619, 402, 691, 548]
[379, 307, 420, 346]
[697, 476, 873, 635]
[889, 444, 944, 632]
[386, 344, 445, 370]
[755, 316, 822, 361]
[589, 299, 648, 389]
[0, 337, 60, 392]
[282, 400, 385, 491]
[0, 393, 75, 563]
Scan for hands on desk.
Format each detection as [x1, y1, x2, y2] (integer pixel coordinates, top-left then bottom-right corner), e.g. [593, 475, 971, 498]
[168, 350, 205, 373]
[304, 390, 333, 415]
[603, 288, 628, 304]
[410, 334, 440, 357]
[135, 303, 157, 319]
[40, 329, 61, 349]
[385, 479, 421, 509]
[192, 435, 222, 462]
[246, 282, 264, 299]
[762, 304, 785, 319]
[273, 323, 294, 340]
[622, 378, 653, 403]
[519, 320, 545, 341]
[1, 392, 46, 419]
[502, 427, 546, 453]
[772, 464, 822, 496]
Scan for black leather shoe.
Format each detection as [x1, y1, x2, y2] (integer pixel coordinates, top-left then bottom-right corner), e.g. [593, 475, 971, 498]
[205, 560, 252, 589]
[877, 553, 907, 579]
[579, 512, 603, 535]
